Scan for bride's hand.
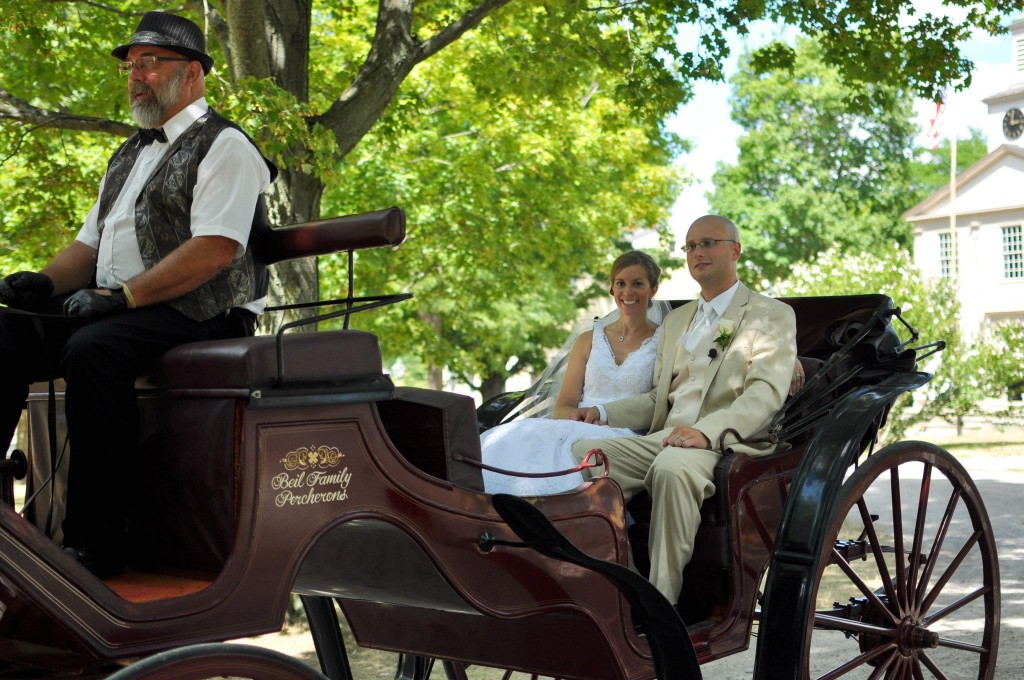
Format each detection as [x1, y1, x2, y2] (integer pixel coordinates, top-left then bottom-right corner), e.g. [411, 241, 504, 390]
[581, 406, 604, 424]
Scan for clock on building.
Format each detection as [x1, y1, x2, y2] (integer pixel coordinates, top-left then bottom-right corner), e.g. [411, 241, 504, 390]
[1003, 107, 1024, 140]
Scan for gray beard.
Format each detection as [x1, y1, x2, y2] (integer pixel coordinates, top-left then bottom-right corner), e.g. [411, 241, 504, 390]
[130, 66, 187, 129]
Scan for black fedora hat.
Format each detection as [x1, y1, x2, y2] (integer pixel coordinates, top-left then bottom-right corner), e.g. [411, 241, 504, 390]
[112, 11, 214, 75]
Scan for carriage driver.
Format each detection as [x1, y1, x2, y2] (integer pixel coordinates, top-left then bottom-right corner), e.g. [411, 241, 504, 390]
[572, 215, 798, 608]
[0, 11, 276, 577]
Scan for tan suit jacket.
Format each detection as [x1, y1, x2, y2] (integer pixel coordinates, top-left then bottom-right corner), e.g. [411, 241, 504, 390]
[604, 283, 796, 456]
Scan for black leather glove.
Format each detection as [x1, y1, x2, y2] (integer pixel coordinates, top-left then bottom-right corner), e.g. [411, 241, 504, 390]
[0, 271, 54, 310]
[63, 289, 129, 318]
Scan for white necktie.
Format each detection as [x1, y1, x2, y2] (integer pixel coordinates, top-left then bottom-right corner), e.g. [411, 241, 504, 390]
[684, 301, 716, 352]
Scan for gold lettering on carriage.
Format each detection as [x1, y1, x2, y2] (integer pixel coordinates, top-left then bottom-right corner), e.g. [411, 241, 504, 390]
[273, 445, 352, 507]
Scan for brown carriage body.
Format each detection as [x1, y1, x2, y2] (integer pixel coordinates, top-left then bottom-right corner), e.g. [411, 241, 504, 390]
[0, 209, 994, 680]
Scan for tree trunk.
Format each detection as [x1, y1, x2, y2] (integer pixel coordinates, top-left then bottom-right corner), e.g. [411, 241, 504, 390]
[480, 372, 507, 402]
[421, 311, 444, 390]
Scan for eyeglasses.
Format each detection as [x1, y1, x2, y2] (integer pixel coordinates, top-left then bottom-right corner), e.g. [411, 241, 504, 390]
[117, 55, 191, 75]
[681, 238, 737, 253]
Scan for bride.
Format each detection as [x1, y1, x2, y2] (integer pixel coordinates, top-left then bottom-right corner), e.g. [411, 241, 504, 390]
[481, 250, 667, 495]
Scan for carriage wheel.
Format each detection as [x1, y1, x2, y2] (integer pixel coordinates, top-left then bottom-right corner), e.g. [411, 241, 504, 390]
[104, 642, 328, 680]
[803, 441, 999, 679]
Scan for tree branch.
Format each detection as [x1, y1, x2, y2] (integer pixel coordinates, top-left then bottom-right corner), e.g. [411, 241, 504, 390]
[415, 0, 514, 62]
[316, 0, 512, 159]
[0, 86, 134, 137]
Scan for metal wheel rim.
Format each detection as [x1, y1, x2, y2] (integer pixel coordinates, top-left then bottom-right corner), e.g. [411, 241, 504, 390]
[802, 441, 1000, 680]
[105, 642, 328, 680]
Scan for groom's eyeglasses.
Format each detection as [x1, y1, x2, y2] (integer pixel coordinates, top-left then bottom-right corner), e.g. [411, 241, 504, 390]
[681, 239, 736, 253]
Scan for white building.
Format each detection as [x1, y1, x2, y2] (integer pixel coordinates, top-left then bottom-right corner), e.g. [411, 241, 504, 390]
[904, 17, 1024, 337]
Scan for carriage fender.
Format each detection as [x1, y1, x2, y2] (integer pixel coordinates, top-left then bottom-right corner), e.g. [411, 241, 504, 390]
[753, 370, 931, 679]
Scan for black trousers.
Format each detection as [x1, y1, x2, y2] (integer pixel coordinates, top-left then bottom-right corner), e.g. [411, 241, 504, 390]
[0, 300, 254, 553]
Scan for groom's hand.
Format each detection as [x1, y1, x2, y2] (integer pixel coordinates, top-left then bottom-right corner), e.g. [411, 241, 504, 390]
[581, 406, 605, 425]
[663, 426, 710, 449]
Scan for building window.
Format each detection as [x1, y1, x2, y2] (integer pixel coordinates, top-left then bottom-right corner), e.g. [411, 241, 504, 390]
[939, 232, 953, 278]
[1004, 225, 1024, 279]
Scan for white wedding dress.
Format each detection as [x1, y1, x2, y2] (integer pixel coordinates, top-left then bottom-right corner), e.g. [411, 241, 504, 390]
[481, 319, 662, 495]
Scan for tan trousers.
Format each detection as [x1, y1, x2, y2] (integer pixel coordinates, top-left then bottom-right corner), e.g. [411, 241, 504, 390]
[572, 429, 720, 605]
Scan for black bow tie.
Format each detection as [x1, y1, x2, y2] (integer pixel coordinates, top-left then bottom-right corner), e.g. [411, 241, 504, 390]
[136, 127, 168, 147]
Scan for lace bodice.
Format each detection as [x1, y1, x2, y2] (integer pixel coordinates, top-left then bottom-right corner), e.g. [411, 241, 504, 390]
[578, 320, 661, 408]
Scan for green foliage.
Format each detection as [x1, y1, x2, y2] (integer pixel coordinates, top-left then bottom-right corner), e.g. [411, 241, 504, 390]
[778, 246, 959, 439]
[215, 77, 339, 182]
[781, 248, 1024, 437]
[709, 36, 918, 285]
[907, 129, 989, 206]
[318, 17, 682, 394]
[974, 321, 1024, 425]
[0, 130, 115, 269]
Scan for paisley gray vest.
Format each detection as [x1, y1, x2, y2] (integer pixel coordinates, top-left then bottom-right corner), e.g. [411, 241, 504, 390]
[97, 110, 275, 322]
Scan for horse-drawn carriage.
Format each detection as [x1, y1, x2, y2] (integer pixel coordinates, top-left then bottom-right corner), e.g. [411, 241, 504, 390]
[0, 208, 999, 679]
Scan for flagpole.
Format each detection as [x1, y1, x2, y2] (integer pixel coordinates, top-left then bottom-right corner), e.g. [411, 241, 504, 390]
[949, 132, 957, 280]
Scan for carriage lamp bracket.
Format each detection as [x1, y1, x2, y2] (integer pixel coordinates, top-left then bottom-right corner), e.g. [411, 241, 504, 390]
[889, 307, 946, 362]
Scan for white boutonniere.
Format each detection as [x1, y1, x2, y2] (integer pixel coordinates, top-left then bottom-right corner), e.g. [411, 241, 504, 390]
[712, 319, 735, 350]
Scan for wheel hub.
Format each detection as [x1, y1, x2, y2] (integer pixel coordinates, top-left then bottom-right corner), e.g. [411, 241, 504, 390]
[897, 616, 939, 652]
[859, 602, 939, 661]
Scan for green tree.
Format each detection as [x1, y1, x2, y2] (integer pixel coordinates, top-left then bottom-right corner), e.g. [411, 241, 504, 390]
[976, 321, 1024, 424]
[709, 36, 919, 284]
[779, 246, 960, 440]
[318, 36, 681, 397]
[907, 128, 989, 206]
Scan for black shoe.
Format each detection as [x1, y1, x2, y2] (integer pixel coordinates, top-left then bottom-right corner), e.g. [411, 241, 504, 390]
[62, 546, 125, 579]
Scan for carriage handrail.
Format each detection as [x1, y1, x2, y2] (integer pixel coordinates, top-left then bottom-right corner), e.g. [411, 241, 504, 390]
[271, 292, 413, 387]
[254, 206, 412, 387]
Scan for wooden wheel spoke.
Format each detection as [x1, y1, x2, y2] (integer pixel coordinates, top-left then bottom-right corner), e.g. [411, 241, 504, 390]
[890, 468, 908, 614]
[866, 652, 897, 679]
[817, 642, 898, 680]
[814, 612, 899, 638]
[791, 442, 998, 680]
[830, 549, 902, 626]
[935, 635, 990, 654]
[896, 655, 914, 680]
[907, 463, 933, 602]
[914, 487, 961, 611]
[919, 650, 951, 680]
[923, 585, 990, 631]
[856, 498, 900, 613]
[921, 530, 983, 614]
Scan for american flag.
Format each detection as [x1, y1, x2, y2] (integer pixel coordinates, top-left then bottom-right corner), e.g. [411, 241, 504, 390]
[924, 88, 949, 150]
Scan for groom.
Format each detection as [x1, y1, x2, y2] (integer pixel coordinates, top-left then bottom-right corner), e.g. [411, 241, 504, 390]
[573, 214, 797, 605]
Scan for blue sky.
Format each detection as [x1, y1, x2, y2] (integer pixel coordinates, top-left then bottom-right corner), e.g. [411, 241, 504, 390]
[665, 14, 1019, 238]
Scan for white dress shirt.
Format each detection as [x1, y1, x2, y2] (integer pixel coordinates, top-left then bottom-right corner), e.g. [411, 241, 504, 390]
[76, 98, 273, 312]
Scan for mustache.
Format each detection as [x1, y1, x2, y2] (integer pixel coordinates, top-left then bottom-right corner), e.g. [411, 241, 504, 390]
[130, 83, 154, 97]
